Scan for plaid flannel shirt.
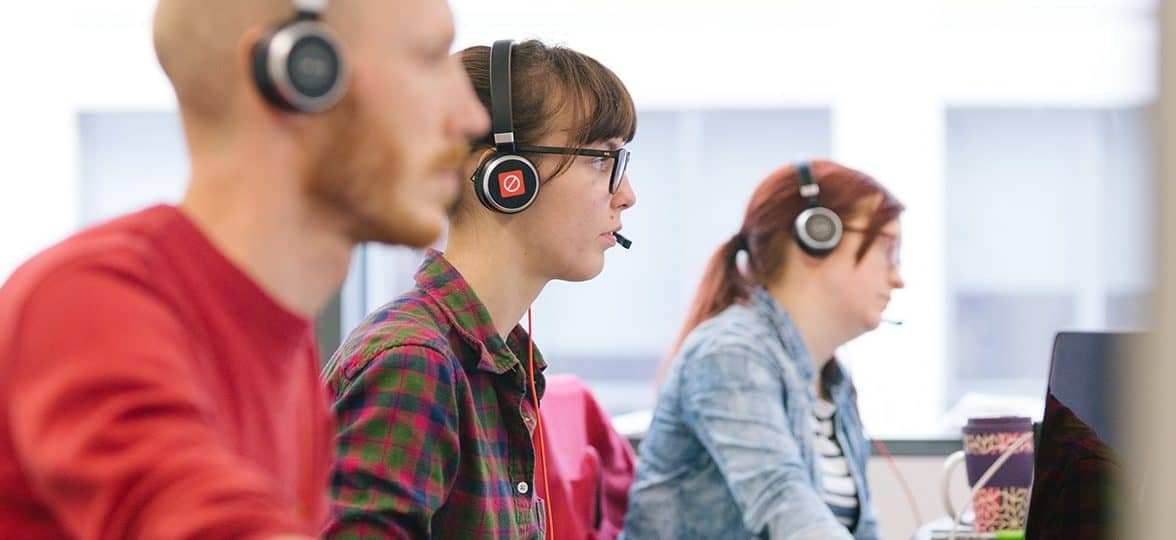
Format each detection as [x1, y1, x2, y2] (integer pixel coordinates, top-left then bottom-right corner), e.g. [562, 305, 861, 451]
[322, 250, 547, 539]
[1024, 394, 1120, 539]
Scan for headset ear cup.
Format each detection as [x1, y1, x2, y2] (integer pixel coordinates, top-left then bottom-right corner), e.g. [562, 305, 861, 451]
[793, 218, 825, 257]
[794, 207, 843, 257]
[472, 156, 496, 210]
[475, 154, 540, 214]
[793, 218, 813, 255]
[251, 31, 284, 108]
[251, 18, 347, 113]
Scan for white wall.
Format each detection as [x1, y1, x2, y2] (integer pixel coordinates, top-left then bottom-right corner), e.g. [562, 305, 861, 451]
[869, 455, 970, 540]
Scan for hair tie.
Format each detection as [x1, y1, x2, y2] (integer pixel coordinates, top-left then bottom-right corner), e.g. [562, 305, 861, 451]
[731, 233, 748, 252]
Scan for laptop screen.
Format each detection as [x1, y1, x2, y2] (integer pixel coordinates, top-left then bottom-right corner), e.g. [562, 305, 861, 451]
[1023, 331, 1135, 538]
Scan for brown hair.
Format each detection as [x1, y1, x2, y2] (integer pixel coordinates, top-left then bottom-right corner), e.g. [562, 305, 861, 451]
[458, 40, 637, 180]
[665, 160, 904, 368]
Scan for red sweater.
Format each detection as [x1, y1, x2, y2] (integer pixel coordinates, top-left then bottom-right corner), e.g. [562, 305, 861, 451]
[0, 205, 333, 540]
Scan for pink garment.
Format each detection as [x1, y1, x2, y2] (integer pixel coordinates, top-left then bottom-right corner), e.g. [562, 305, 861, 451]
[533, 375, 637, 540]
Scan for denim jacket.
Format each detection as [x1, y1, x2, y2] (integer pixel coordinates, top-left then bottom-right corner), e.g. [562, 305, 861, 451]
[624, 288, 878, 540]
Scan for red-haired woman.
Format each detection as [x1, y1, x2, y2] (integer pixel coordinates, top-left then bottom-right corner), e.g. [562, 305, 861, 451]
[625, 161, 904, 540]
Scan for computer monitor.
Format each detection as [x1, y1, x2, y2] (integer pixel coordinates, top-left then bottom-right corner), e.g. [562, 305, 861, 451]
[1023, 331, 1137, 538]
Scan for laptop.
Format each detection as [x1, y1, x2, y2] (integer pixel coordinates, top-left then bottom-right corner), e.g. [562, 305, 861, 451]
[1022, 331, 1138, 538]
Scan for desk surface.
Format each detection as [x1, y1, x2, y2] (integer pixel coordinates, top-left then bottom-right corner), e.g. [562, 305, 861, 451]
[913, 517, 1024, 540]
[913, 517, 953, 540]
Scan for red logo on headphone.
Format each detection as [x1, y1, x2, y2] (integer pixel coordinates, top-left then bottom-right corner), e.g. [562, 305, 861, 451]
[498, 170, 527, 198]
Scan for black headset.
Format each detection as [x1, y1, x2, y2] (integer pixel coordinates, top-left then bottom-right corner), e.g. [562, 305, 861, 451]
[471, 40, 541, 214]
[793, 161, 843, 256]
[251, 2, 348, 113]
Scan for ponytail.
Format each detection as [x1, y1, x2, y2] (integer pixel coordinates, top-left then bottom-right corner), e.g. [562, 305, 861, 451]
[656, 232, 751, 383]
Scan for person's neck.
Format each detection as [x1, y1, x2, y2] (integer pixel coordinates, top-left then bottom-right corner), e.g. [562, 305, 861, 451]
[444, 225, 546, 341]
[179, 133, 353, 319]
[766, 278, 853, 378]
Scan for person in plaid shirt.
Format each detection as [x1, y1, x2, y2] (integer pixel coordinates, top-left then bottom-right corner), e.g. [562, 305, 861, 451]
[1024, 394, 1121, 538]
[322, 39, 638, 539]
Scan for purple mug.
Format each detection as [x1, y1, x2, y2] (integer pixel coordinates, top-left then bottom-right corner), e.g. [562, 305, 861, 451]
[940, 416, 1034, 531]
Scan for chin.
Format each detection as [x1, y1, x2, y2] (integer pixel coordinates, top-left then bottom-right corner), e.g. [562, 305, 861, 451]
[369, 212, 446, 248]
[558, 255, 606, 282]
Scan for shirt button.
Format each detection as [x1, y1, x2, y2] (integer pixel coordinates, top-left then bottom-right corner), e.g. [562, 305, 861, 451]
[517, 481, 530, 494]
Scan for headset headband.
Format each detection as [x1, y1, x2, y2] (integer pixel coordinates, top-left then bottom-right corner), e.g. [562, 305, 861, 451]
[292, 0, 327, 13]
[490, 40, 516, 153]
[796, 161, 821, 207]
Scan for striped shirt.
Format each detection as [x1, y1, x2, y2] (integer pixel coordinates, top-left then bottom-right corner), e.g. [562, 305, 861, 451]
[812, 397, 860, 530]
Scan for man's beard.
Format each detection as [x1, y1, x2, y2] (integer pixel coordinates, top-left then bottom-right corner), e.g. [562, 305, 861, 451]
[304, 94, 468, 247]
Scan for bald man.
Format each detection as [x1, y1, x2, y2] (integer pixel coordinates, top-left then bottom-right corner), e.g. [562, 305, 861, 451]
[0, 0, 487, 538]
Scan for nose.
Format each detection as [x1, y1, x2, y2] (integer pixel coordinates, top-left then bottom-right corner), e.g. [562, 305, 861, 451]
[449, 58, 490, 140]
[889, 264, 905, 290]
[612, 173, 636, 210]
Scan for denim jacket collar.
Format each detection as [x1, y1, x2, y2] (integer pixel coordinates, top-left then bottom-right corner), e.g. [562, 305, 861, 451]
[750, 286, 816, 383]
[751, 286, 854, 404]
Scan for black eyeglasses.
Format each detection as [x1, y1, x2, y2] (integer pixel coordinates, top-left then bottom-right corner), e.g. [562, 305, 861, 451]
[845, 227, 902, 268]
[515, 145, 630, 194]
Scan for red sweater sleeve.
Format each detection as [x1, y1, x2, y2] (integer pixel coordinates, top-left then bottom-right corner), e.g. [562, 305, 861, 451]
[8, 262, 307, 540]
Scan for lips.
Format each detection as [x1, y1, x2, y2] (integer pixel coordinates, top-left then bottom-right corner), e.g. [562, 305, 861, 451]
[600, 229, 620, 247]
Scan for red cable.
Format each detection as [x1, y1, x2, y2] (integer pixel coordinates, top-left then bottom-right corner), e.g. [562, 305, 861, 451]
[527, 308, 555, 539]
[870, 437, 924, 529]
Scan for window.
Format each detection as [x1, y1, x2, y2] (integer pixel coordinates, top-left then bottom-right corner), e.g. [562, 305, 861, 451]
[937, 108, 1152, 433]
[78, 112, 187, 224]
